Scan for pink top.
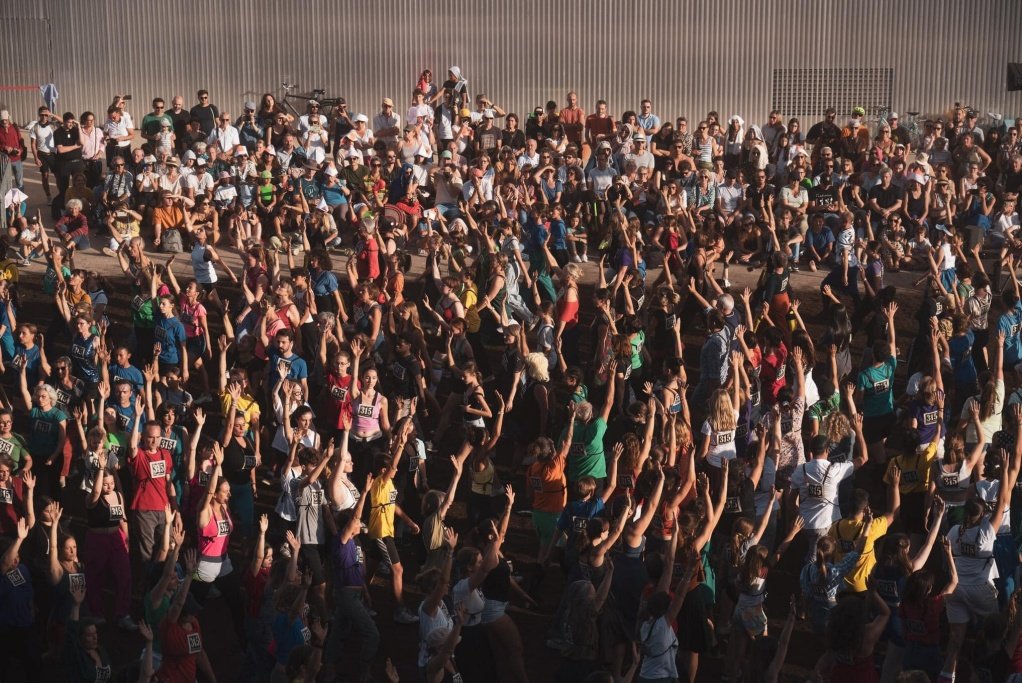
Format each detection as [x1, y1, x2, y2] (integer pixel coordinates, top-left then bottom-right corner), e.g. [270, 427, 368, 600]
[352, 391, 382, 437]
[198, 505, 232, 559]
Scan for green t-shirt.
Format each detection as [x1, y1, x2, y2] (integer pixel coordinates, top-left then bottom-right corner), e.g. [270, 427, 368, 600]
[807, 393, 841, 425]
[629, 331, 646, 370]
[856, 355, 896, 417]
[0, 433, 29, 470]
[42, 264, 71, 296]
[564, 417, 608, 481]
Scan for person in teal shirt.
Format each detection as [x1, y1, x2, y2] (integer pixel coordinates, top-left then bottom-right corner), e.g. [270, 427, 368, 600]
[855, 303, 898, 448]
[563, 365, 616, 485]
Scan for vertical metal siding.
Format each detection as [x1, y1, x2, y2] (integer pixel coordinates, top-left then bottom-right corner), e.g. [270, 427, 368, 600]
[1, 0, 1019, 127]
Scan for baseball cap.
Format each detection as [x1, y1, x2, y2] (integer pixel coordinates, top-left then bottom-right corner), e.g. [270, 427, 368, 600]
[459, 108, 471, 118]
[244, 101, 256, 111]
[324, 166, 338, 177]
[597, 140, 612, 151]
[354, 113, 368, 123]
[182, 150, 196, 161]
[483, 110, 494, 119]
[28, 215, 39, 224]
[0, 110, 9, 121]
[260, 170, 272, 179]
[143, 155, 157, 164]
[382, 98, 394, 107]
[888, 112, 899, 120]
[218, 171, 230, 180]
[440, 150, 452, 159]
[308, 100, 319, 107]
[852, 106, 866, 117]
[415, 147, 430, 158]
[316, 199, 329, 212]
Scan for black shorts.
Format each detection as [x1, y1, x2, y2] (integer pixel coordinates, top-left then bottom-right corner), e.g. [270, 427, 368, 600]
[186, 335, 207, 360]
[862, 412, 896, 444]
[36, 152, 55, 173]
[299, 543, 326, 586]
[372, 536, 402, 569]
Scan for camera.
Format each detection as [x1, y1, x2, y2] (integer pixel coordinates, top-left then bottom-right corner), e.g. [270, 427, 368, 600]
[123, 95, 132, 101]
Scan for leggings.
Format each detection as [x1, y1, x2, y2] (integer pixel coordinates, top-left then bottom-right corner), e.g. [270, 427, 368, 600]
[83, 528, 131, 619]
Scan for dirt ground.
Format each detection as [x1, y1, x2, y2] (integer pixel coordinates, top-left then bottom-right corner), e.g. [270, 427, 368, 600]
[9, 172, 933, 682]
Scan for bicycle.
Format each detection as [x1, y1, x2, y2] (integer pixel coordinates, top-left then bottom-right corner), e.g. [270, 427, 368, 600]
[280, 82, 343, 120]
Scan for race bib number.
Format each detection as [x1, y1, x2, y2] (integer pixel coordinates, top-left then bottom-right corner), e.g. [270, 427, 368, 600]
[665, 314, 677, 330]
[216, 519, 230, 536]
[6, 567, 24, 587]
[0, 440, 12, 457]
[154, 326, 168, 343]
[529, 476, 543, 492]
[901, 470, 920, 484]
[68, 572, 86, 592]
[723, 496, 742, 514]
[387, 489, 398, 505]
[56, 388, 73, 408]
[10, 354, 24, 370]
[109, 504, 124, 521]
[71, 343, 90, 361]
[243, 455, 257, 470]
[735, 423, 749, 439]
[776, 364, 786, 381]
[941, 473, 959, 489]
[780, 416, 794, 434]
[33, 419, 54, 435]
[716, 431, 734, 446]
[960, 542, 978, 557]
[301, 626, 312, 644]
[107, 444, 123, 460]
[95, 664, 111, 682]
[872, 378, 890, 395]
[0, 487, 11, 504]
[149, 459, 167, 479]
[186, 632, 202, 654]
[330, 385, 347, 400]
[906, 619, 926, 636]
[569, 442, 585, 458]
[310, 489, 324, 507]
[357, 403, 374, 418]
[619, 474, 634, 490]
[408, 456, 421, 473]
[117, 413, 131, 430]
[875, 579, 899, 601]
[198, 471, 211, 487]
[807, 483, 823, 498]
[277, 357, 293, 375]
[158, 437, 177, 452]
[923, 410, 938, 426]
[390, 362, 406, 381]
[572, 516, 587, 532]
[354, 544, 365, 564]
[131, 295, 147, 312]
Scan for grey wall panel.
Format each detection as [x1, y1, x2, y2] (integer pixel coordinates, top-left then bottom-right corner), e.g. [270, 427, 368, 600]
[1, 0, 1019, 128]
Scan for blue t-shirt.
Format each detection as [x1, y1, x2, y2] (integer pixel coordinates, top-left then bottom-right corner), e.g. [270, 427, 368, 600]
[312, 270, 339, 297]
[998, 303, 1022, 365]
[69, 334, 100, 384]
[28, 406, 67, 456]
[108, 363, 145, 393]
[12, 344, 41, 387]
[154, 314, 186, 365]
[320, 182, 348, 208]
[267, 348, 308, 386]
[949, 331, 977, 388]
[549, 219, 568, 250]
[271, 614, 309, 665]
[806, 226, 835, 252]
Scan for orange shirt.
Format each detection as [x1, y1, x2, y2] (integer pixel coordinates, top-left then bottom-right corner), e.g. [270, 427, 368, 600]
[528, 454, 567, 513]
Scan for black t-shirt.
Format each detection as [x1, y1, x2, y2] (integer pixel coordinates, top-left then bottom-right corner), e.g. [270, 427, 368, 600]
[746, 183, 776, 216]
[868, 183, 900, 215]
[189, 103, 220, 135]
[389, 353, 421, 399]
[806, 121, 840, 147]
[810, 184, 838, 210]
[53, 126, 83, 165]
[168, 108, 192, 146]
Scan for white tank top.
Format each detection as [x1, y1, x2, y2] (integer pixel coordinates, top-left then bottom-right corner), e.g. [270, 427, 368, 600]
[191, 244, 216, 284]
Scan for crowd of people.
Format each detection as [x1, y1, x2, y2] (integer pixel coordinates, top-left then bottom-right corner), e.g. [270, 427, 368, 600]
[0, 63, 1021, 683]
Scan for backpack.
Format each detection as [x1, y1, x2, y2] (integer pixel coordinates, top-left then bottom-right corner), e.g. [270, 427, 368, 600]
[161, 229, 184, 253]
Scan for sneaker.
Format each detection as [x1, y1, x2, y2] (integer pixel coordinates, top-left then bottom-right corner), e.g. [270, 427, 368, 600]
[117, 616, 138, 631]
[102, 247, 118, 258]
[393, 607, 419, 624]
[581, 254, 588, 263]
[722, 278, 731, 289]
[790, 264, 800, 272]
[571, 255, 582, 263]
[18, 258, 30, 267]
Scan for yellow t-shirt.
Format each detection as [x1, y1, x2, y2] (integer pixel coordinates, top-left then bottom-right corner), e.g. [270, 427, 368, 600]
[369, 476, 397, 540]
[829, 516, 889, 593]
[220, 391, 261, 426]
[883, 442, 937, 495]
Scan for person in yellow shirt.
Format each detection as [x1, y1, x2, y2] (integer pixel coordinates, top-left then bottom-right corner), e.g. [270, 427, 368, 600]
[883, 428, 937, 544]
[368, 418, 421, 624]
[828, 476, 900, 594]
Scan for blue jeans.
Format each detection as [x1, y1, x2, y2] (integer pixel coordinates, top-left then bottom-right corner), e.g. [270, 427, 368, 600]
[9, 160, 23, 190]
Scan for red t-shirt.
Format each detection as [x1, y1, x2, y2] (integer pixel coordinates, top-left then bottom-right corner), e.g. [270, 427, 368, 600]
[130, 448, 173, 511]
[759, 344, 788, 404]
[243, 567, 270, 618]
[899, 595, 944, 646]
[0, 477, 26, 536]
[357, 237, 380, 280]
[157, 617, 201, 683]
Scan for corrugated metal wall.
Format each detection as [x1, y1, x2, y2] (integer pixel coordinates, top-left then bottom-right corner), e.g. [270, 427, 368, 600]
[2, 0, 1020, 127]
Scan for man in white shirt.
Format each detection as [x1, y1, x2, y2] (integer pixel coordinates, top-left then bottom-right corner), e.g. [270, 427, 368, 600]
[790, 434, 867, 560]
[298, 101, 328, 136]
[28, 106, 57, 199]
[373, 99, 401, 151]
[517, 138, 540, 170]
[406, 90, 433, 127]
[623, 136, 655, 171]
[587, 141, 618, 200]
[207, 113, 240, 156]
